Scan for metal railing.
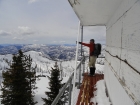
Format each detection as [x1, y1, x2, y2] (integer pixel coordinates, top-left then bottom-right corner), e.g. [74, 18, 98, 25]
[51, 56, 87, 105]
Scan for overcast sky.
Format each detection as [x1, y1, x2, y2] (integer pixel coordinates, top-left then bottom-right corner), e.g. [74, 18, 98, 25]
[0, 0, 106, 45]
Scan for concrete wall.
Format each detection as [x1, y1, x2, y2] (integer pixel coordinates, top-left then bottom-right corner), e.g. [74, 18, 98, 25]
[105, 0, 140, 105]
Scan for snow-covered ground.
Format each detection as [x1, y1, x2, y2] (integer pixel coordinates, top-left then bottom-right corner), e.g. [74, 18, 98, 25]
[34, 73, 50, 105]
[91, 80, 111, 105]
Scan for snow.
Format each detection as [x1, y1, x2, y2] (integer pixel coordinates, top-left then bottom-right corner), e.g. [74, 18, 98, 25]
[25, 51, 55, 71]
[91, 80, 111, 105]
[71, 87, 80, 105]
[95, 64, 104, 74]
[34, 73, 50, 105]
[34, 72, 70, 105]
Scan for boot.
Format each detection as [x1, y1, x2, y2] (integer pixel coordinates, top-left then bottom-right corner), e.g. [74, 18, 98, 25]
[90, 67, 93, 75]
[93, 67, 96, 76]
[90, 67, 95, 76]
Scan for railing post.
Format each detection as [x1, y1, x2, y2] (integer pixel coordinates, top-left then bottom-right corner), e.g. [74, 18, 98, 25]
[77, 64, 81, 89]
[80, 25, 85, 76]
[69, 79, 72, 105]
[71, 21, 80, 105]
[81, 25, 83, 56]
[82, 56, 85, 75]
[77, 25, 83, 89]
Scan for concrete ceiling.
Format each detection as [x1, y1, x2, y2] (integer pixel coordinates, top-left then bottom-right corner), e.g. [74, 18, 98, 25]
[68, 0, 123, 26]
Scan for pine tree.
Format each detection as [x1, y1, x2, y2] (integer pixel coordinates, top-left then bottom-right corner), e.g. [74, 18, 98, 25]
[0, 50, 37, 105]
[24, 54, 37, 105]
[42, 67, 66, 105]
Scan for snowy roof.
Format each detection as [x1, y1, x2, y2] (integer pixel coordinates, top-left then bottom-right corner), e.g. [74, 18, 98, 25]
[68, 0, 123, 26]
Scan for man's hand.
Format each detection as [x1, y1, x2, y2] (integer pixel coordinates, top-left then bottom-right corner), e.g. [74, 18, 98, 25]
[76, 41, 82, 44]
[79, 42, 82, 44]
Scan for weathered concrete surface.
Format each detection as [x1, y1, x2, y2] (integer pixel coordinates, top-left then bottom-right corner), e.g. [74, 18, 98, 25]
[105, 0, 140, 105]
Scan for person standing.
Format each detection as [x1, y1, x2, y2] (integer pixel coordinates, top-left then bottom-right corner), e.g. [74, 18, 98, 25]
[78, 39, 96, 76]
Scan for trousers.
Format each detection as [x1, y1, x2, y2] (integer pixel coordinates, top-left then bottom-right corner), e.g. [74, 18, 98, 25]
[88, 55, 96, 68]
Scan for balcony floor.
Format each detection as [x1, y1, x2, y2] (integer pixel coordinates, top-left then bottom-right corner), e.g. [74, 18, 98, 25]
[76, 73, 104, 105]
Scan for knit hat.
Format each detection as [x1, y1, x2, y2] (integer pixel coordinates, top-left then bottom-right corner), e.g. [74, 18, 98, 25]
[90, 39, 94, 43]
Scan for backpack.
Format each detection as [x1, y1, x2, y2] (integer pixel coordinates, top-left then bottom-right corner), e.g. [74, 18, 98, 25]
[93, 43, 101, 57]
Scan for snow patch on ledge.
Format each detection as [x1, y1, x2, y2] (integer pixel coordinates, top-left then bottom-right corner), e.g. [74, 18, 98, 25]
[91, 80, 111, 105]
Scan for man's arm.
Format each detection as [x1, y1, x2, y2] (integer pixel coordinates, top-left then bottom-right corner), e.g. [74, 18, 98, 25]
[79, 42, 90, 47]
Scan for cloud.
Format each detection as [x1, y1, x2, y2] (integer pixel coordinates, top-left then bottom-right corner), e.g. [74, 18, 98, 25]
[28, 0, 39, 3]
[18, 26, 34, 35]
[13, 37, 24, 40]
[28, 0, 46, 4]
[18, 26, 30, 31]
[82, 26, 106, 44]
[52, 40, 66, 44]
[0, 30, 11, 36]
[33, 40, 38, 42]
[60, 41, 65, 43]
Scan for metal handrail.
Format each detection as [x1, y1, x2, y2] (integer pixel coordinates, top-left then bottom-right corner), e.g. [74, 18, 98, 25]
[51, 56, 87, 105]
[51, 72, 74, 105]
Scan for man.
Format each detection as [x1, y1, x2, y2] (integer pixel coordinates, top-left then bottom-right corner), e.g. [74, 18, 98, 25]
[79, 39, 96, 76]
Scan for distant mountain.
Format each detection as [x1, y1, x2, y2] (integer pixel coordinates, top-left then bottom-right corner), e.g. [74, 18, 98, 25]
[0, 45, 4, 49]
[0, 44, 77, 60]
[21, 44, 77, 61]
[0, 44, 25, 55]
[0, 46, 18, 55]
